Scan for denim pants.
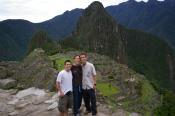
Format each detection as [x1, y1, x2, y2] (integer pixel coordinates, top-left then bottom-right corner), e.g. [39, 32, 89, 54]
[83, 88, 97, 115]
[73, 84, 82, 115]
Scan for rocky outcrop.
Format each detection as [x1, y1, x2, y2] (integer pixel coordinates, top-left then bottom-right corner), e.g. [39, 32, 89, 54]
[12, 48, 57, 91]
[0, 61, 20, 79]
[0, 87, 142, 116]
[0, 61, 19, 90]
[0, 66, 7, 79]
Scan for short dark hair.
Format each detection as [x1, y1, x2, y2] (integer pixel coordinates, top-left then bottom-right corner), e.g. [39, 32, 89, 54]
[73, 55, 80, 59]
[80, 52, 87, 57]
[64, 60, 71, 65]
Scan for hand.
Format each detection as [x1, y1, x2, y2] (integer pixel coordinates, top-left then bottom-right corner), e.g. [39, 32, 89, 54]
[93, 84, 96, 91]
[59, 91, 64, 97]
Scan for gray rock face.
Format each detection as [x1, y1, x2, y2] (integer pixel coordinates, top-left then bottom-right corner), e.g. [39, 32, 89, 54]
[12, 48, 57, 91]
[8, 111, 19, 116]
[15, 102, 30, 109]
[16, 87, 46, 99]
[47, 102, 58, 111]
[0, 87, 142, 116]
[0, 66, 7, 79]
[0, 79, 17, 89]
[0, 102, 15, 113]
[0, 61, 20, 79]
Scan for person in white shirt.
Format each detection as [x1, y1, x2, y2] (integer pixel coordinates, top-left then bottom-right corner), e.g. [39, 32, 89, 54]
[56, 60, 73, 116]
[80, 52, 97, 116]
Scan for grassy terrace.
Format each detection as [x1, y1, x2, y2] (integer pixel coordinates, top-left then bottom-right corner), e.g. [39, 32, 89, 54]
[49, 54, 71, 71]
[96, 82, 120, 97]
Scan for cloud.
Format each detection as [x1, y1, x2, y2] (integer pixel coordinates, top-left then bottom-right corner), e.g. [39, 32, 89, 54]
[0, 0, 163, 23]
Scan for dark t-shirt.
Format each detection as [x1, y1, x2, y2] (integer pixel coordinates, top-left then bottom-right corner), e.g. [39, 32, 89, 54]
[71, 64, 82, 85]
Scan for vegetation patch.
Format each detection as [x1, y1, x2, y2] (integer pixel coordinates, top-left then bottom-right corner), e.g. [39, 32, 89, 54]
[154, 90, 175, 116]
[96, 82, 120, 97]
[54, 57, 71, 71]
[49, 55, 71, 71]
[141, 80, 157, 104]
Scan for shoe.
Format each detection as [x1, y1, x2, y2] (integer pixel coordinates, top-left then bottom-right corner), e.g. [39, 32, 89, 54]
[84, 111, 91, 115]
[76, 113, 80, 116]
[79, 107, 83, 113]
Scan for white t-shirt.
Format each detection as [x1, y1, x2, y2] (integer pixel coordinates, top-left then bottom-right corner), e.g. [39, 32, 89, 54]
[56, 70, 73, 95]
[82, 62, 96, 89]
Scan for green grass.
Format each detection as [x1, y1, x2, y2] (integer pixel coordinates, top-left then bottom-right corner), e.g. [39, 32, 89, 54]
[145, 111, 152, 116]
[96, 83, 120, 97]
[49, 54, 71, 71]
[141, 80, 157, 104]
[55, 57, 71, 71]
[122, 101, 132, 108]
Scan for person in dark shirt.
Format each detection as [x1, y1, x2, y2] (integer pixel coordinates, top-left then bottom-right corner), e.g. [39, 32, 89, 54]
[71, 55, 82, 116]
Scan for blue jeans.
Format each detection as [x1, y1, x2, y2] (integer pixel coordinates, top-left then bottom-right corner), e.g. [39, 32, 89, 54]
[83, 89, 97, 115]
[73, 84, 82, 115]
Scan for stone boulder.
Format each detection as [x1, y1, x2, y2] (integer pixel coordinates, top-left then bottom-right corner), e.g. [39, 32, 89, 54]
[0, 61, 20, 79]
[0, 66, 7, 79]
[0, 78, 17, 89]
[16, 87, 46, 99]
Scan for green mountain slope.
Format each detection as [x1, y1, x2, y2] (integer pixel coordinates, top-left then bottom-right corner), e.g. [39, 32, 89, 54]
[1, 0, 175, 60]
[27, 30, 60, 56]
[60, 1, 175, 91]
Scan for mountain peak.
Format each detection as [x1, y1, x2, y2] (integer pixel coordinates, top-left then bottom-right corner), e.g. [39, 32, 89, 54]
[128, 0, 136, 2]
[84, 1, 105, 15]
[76, 1, 119, 35]
[148, 0, 158, 4]
[123, 0, 137, 6]
[127, 0, 137, 4]
[63, 1, 127, 64]
[88, 1, 104, 10]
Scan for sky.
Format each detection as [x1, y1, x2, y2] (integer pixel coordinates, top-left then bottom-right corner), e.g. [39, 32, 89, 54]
[0, 0, 164, 23]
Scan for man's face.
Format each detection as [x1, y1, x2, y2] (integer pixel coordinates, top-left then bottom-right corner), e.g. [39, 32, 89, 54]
[64, 62, 72, 71]
[80, 55, 87, 64]
[74, 56, 80, 64]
